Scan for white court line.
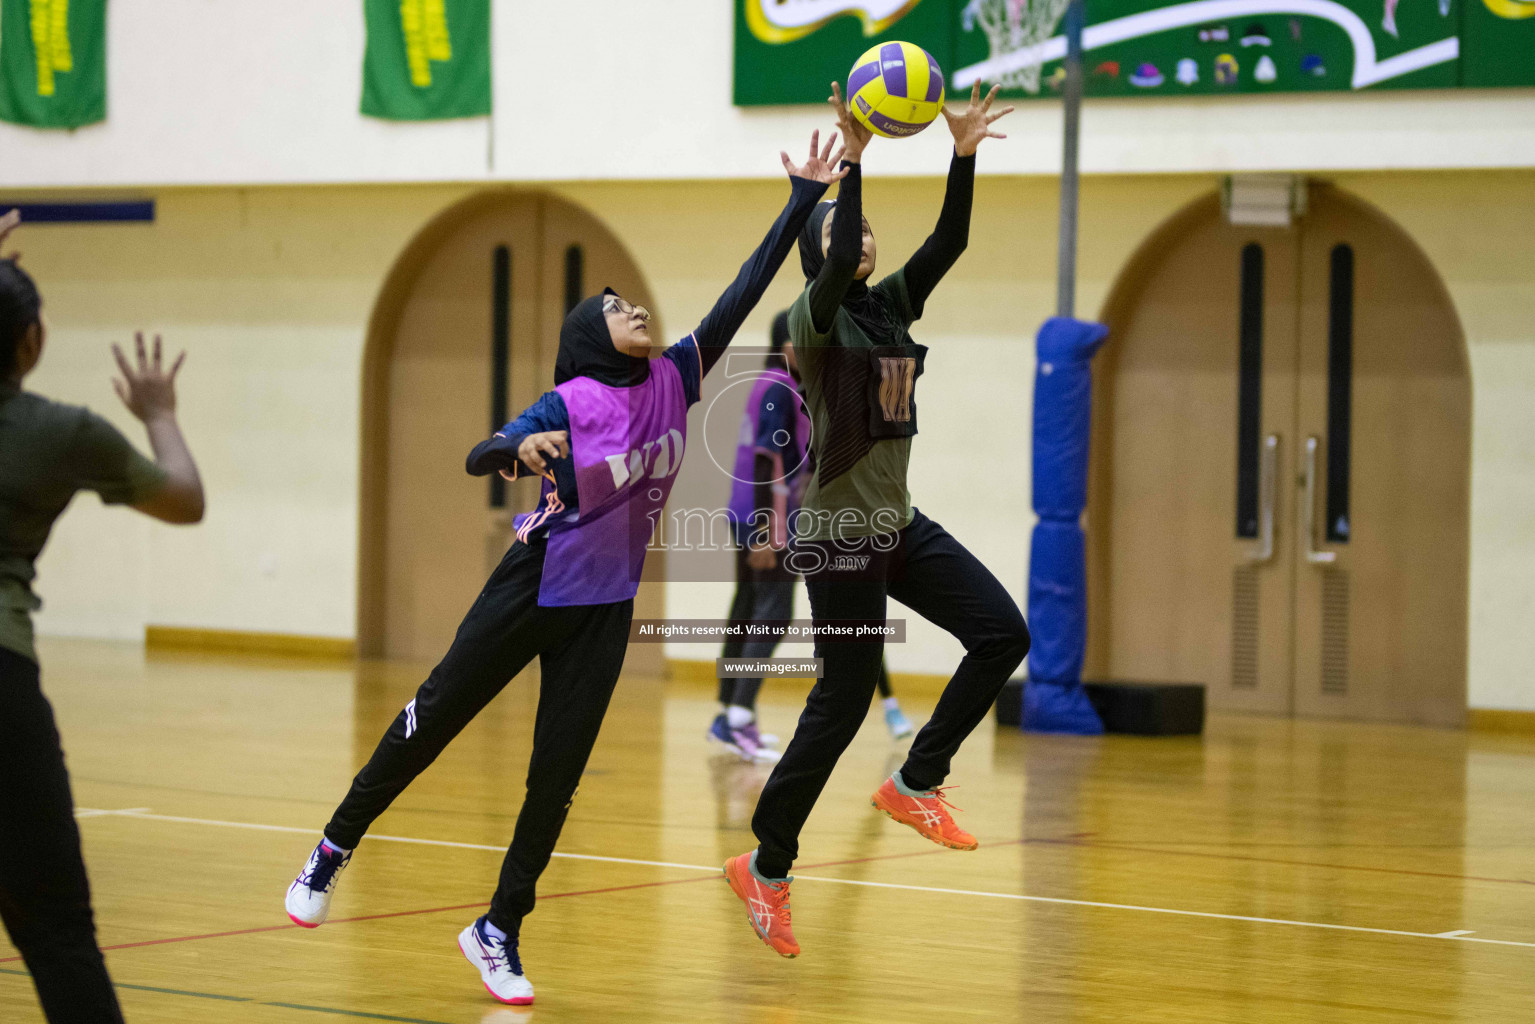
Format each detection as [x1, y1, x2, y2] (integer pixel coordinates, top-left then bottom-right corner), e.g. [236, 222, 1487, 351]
[790, 876, 1535, 949]
[75, 808, 718, 873]
[74, 807, 151, 819]
[78, 808, 1535, 951]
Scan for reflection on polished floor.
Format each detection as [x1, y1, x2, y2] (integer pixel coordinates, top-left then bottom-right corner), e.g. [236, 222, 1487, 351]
[3, 638, 1534, 1023]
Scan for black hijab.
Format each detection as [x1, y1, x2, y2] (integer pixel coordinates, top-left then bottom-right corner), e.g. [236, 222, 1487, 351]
[553, 287, 650, 388]
[796, 200, 906, 346]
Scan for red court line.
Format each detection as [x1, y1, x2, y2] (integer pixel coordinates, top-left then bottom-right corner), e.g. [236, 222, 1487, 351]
[1024, 836, 1535, 887]
[0, 920, 299, 961]
[3, 841, 985, 963]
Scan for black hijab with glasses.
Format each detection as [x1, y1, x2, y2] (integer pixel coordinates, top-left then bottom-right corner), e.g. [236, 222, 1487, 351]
[554, 288, 652, 389]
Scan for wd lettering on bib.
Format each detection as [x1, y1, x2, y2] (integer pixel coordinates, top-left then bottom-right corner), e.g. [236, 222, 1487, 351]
[515, 361, 689, 606]
[603, 429, 685, 489]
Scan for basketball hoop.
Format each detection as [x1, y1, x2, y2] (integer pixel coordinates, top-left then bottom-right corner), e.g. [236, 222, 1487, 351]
[961, 0, 1072, 94]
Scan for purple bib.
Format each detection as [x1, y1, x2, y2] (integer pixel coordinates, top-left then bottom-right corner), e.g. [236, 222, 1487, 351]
[514, 358, 688, 607]
[727, 369, 810, 544]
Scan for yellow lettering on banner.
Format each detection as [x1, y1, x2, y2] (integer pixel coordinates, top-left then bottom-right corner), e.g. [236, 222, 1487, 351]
[399, 0, 453, 89]
[50, 0, 73, 72]
[401, 0, 432, 87]
[424, 0, 452, 62]
[30, 0, 54, 96]
[28, 0, 73, 97]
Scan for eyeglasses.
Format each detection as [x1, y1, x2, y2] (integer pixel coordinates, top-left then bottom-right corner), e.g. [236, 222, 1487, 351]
[602, 295, 652, 323]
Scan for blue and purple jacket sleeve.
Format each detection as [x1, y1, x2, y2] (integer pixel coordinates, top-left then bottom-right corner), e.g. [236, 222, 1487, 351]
[465, 391, 580, 520]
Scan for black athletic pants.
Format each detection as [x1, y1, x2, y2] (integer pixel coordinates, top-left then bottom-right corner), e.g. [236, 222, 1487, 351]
[717, 545, 894, 709]
[0, 648, 126, 1024]
[752, 509, 1029, 877]
[325, 536, 632, 934]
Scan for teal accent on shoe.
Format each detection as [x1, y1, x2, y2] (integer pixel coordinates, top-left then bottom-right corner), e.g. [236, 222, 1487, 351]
[892, 770, 934, 797]
[885, 705, 914, 739]
[748, 848, 792, 884]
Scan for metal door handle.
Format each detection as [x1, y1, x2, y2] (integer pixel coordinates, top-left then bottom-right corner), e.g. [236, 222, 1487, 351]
[1302, 436, 1336, 565]
[1248, 434, 1278, 563]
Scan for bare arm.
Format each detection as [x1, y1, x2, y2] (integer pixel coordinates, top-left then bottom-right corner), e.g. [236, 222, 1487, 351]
[114, 333, 205, 524]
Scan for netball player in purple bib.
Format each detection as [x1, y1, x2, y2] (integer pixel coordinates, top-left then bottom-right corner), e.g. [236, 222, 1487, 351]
[283, 133, 846, 1006]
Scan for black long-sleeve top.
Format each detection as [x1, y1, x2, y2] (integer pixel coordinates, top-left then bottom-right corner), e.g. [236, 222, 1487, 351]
[806, 150, 975, 335]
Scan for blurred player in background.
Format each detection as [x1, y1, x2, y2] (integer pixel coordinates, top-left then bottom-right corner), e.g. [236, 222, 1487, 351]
[712, 311, 913, 763]
[0, 210, 206, 1024]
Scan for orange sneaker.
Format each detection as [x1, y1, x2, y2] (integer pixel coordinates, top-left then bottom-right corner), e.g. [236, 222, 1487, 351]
[723, 852, 800, 957]
[870, 776, 978, 851]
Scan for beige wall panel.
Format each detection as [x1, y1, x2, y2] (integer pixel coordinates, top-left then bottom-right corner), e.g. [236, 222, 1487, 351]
[15, 170, 1534, 710]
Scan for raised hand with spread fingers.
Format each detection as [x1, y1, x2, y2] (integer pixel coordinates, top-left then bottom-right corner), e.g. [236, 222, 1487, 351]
[781, 129, 850, 185]
[942, 83, 1014, 157]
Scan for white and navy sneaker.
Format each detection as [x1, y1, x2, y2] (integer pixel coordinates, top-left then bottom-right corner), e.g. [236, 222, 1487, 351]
[285, 840, 351, 927]
[708, 713, 743, 754]
[459, 915, 534, 1005]
[708, 714, 781, 764]
[736, 722, 782, 764]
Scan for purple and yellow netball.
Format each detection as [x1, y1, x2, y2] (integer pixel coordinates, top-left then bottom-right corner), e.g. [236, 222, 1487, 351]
[846, 41, 945, 139]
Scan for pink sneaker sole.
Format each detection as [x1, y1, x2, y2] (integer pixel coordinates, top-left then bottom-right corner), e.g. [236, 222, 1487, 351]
[456, 934, 535, 1005]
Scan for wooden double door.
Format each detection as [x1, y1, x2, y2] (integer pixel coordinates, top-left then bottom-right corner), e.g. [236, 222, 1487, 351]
[360, 193, 664, 669]
[1089, 187, 1470, 725]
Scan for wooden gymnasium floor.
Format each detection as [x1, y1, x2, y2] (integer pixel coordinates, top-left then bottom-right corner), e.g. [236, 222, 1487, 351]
[4, 639, 1534, 1023]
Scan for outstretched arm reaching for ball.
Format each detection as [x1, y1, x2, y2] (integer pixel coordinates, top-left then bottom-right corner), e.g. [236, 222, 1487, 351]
[806, 82, 873, 335]
[902, 84, 1014, 317]
[685, 130, 844, 385]
[829, 81, 873, 166]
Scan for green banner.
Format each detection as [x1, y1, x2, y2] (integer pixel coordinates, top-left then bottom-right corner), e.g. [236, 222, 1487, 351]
[0, 0, 105, 129]
[361, 0, 490, 121]
[734, 0, 1535, 103]
[735, 0, 954, 105]
[1462, 0, 1535, 86]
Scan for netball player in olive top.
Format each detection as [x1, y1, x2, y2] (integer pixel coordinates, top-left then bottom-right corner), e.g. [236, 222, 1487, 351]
[724, 85, 1030, 959]
[0, 210, 206, 1024]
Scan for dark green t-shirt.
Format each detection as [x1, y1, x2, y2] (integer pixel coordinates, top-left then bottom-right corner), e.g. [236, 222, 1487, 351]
[0, 382, 168, 662]
[789, 267, 924, 543]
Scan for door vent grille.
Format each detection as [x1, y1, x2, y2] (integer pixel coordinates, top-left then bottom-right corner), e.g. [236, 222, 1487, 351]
[1321, 570, 1350, 695]
[1232, 566, 1259, 689]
